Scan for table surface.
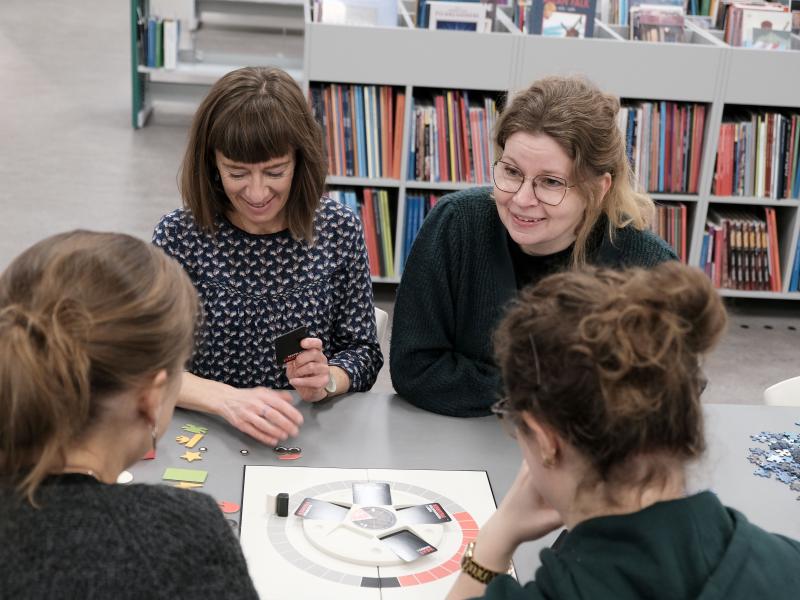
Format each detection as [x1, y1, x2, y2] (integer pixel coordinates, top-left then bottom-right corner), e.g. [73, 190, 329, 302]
[130, 393, 800, 581]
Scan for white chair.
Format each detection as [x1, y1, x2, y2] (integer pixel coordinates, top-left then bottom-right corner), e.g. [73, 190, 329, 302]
[763, 376, 800, 407]
[375, 307, 389, 344]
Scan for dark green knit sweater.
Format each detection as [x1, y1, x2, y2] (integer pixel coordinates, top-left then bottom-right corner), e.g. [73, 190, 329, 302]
[390, 187, 677, 417]
[475, 492, 800, 600]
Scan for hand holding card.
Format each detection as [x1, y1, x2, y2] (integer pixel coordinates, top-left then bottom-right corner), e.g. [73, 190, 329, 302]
[283, 334, 340, 403]
[275, 326, 309, 364]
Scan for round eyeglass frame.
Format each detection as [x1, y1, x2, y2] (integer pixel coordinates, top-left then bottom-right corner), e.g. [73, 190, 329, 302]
[491, 160, 576, 207]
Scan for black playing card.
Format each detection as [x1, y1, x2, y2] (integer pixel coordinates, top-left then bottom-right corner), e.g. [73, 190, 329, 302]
[274, 326, 308, 364]
[396, 502, 452, 525]
[352, 481, 392, 505]
[378, 529, 437, 562]
[294, 497, 349, 522]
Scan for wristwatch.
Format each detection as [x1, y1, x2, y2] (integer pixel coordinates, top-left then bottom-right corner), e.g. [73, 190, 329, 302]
[460, 541, 509, 585]
[324, 369, 337, 395]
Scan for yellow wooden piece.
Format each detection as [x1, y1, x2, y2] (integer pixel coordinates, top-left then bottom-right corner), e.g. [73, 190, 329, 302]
[174, 482, 204, 489]
[175, 435, 191, 444]
[180, 451, 203, 463]
[184, 433, 204, 448]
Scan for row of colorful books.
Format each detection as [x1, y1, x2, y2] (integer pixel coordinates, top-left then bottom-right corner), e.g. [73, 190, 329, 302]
[713, 111, 800, 199]
[701, 208, 782, 291]
[401, 193, 442, 269]
[618, 101, 706, 194]
[309, 83, 405, 180]
[327, 189, 396, 277]
[136, 13, 180, 69]
[651, 202, 689, 262]
[407, 91, 500, 183]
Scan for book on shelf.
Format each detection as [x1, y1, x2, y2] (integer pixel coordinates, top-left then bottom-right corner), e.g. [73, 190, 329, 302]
[651, 202, 688, 262]
[605, 0, 682, 25]
[617, 101, 706, 194]
[401, 193, 444, 269]
[328, 188, 396, 277]
[313, 0, 399, 26]
[427, 0, 496, 30]
[789, 233, 800, 291]
[416, 0, 497, 29]
[723, 1, 792, 48]
[528, 0, 597, 37]
[713, 110, 800, 199]
[407, 89, 499, 183]
[630, 4, 686, 41]
[310, 83, 405, 179]
[701, 207, 782, 291]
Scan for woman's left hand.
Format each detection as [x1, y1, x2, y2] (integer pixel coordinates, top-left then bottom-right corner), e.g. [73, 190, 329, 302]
[286, 338, 331, 402]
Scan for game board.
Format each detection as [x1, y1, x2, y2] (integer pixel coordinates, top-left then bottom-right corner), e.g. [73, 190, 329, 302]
[239, 466, 499, 599]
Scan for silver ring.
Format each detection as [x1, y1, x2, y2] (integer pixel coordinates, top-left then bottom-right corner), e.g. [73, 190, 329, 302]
[260, 406, 269, 420]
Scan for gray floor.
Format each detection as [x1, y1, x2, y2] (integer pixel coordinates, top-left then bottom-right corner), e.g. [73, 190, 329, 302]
[1, 0, 798, 405]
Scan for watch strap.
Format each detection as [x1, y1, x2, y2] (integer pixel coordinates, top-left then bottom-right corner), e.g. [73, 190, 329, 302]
[460, 541, 506, 585]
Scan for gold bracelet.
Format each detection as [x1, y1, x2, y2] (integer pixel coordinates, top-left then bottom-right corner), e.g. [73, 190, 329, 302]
[460, 541, 510, 585]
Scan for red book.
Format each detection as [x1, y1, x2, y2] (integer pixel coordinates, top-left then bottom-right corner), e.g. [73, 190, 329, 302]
[392, 91, 405, 179]
[689, 105, 705, 194]
[361, 189, 380, 277]
[435, 95, 447, 181]
[765, 113, 774, 198]
[680, 203, 687, 262]
[323, 86, 335, 175]
[459, 93, 471, 182]
[766, 207, 782, 291]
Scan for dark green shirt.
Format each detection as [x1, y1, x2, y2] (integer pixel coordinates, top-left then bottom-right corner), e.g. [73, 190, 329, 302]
[476, 492, 800, 600]
[390, 187, 678, 417]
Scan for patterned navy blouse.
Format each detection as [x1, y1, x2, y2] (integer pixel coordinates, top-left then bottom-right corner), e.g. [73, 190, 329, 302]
[152, 196, 383, 392]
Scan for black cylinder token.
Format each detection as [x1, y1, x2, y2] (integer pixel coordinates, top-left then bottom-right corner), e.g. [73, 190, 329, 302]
[276, 492, 289, 517]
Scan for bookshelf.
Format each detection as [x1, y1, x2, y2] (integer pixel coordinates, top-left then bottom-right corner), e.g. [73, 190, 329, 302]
[130, 0, 305, 128]
[129, 3, 800, 296]
[301, 12, 800, 297]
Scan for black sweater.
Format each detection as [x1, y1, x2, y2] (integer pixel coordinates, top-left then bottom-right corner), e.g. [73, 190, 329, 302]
[390, 187, 677, 417]
[0, 474, 259, 599]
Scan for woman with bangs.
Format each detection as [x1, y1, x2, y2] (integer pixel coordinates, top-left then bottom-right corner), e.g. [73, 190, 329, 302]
[153, 67, 382, 446]
[390, 75, 677, 418]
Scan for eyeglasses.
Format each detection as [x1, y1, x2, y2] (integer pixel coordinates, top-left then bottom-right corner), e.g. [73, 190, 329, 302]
[492, 160, 576, 206]
[491, 334, 543, 439]
[491, 397, 518, 439]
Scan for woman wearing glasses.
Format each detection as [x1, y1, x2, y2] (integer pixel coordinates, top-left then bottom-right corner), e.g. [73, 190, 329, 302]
[447, 261, 800, 599]
[153, 67, 382, 446]
[390, 75, 676, 417]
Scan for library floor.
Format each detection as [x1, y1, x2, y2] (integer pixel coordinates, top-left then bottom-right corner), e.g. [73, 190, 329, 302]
[2, 0, 799, 406]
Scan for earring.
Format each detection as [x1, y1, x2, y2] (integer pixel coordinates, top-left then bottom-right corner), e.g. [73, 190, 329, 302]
[542, 454, 556, 468]
[151, 425, 158, 453]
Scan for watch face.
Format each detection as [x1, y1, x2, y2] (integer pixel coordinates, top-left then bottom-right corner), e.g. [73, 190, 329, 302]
[325, 372, 336, 393]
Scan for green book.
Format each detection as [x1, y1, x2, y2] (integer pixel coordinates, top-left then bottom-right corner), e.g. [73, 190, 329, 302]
[162, 467, 207, 483]
[156, 18, 163, 68]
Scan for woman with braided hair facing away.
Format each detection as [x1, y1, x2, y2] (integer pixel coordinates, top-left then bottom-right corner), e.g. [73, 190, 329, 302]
[448, 261, 800, 600]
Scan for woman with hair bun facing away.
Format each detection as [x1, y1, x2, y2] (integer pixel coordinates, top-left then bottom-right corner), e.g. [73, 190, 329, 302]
[0, 232, 258, 599]
[448, 262, 800, 600]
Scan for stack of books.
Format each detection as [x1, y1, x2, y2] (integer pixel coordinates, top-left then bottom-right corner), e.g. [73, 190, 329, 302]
[328, 189, 396, 277]
[401, 193, 443, 269]
[702, 208, 782, 291]
[651, 203, 689, 262]
[407, 90, 499, 183]
[713, 110, 800, 199]
[723, 1, 792, 49]
[630, 5, 686, 42]
[309, 83, 405, 179]
[137, 12, 180, 69]
[618, 101, 706, 194]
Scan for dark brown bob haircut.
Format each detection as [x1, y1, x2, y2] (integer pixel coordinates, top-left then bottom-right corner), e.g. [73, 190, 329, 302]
[494, 262, 727, 484]
[180, 66, 327, 242]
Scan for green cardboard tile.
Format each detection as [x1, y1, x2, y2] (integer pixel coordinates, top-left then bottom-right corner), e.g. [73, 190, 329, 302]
[163, 467, 208, 483]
